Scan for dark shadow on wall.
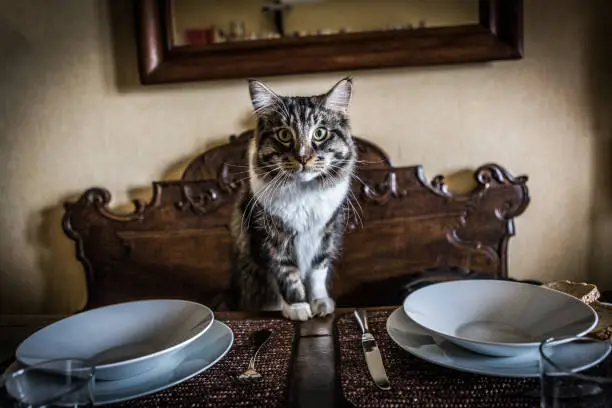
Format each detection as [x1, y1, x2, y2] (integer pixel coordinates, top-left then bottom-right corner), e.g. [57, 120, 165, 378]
[104, 0, 140, 92]
[1, 14, 45, 314]
[0, 16, 27, 59]
[103, 0, 244, 94]
[587, 0, 612, 288]
[30, 196, 88, 314]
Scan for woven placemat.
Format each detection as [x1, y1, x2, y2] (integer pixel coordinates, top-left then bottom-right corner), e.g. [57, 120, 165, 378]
[106, 318, 296, 408]
[336, 310, 539, 408]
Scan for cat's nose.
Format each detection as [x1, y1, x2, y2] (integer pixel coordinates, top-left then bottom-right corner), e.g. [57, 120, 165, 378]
[296, 154, 312, 165]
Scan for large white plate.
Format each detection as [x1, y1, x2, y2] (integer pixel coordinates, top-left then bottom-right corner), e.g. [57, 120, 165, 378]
[17, 300, 214, 380]
[403, 280, 597, 357]
[386, 307, 609, 378]
[5, 319, 233, 405]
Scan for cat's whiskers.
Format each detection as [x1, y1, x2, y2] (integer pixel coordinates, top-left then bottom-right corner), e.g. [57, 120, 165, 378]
[258, 171, 288, 235]
[224, 162, 287, 186]
[336, 171, 365, 217]
[329, 163, 374, 222]
[347, 190, 364, 229]
[326, 162, 364, 190]
[230, 162, 279, 177]
[232, 165, 281, 186]
[230, 165, 278, 177]
[244, 178, 276, 233]
[222, 163, 250, 169]
[241, 169, 283, 234]
[324, 165, 363, 229]
[254, 168, 289, 231]
[335, 159, 385, 166]
[342, 192, 363, 229]
[323, 163, 352, 232]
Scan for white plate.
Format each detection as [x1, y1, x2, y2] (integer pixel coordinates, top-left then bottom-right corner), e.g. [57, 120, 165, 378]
[5, 319, 233, 405]
[403, 280, 597, 357]
[386, 307, 609, 378]
[17, 300, 214, 380]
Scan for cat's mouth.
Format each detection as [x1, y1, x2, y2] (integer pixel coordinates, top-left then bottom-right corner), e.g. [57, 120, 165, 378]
[284, 165, 318, 182]
[294, 171, 318, 182]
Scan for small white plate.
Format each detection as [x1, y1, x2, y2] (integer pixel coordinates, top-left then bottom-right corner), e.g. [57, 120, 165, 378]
[386, 308, 609, 378]
[17, 300, 214, 380]
[5, 320, 233, 405]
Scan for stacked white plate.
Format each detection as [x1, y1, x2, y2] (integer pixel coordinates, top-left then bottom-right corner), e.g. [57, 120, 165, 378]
[4, 299, 234, 405]
[387, 280, 608, 377]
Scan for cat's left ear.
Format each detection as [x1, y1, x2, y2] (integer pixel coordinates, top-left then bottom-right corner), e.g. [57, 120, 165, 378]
[248, 79, 281, 115]
[323, 77, 352, 114]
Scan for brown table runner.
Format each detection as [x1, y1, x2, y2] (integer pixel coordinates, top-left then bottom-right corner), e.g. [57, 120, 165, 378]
[335, 309, 539, 408]
[106, 318, 296, 408]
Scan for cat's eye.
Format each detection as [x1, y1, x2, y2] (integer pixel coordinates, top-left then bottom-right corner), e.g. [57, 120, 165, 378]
[276, 129, 292, 144]
[313, 127, 328, 142]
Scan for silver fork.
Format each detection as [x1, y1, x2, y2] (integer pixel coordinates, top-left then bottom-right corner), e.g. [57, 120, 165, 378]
[238, 329, 272, 382]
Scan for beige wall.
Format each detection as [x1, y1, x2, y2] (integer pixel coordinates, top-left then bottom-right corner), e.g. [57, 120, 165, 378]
[1, 0, 610, 315]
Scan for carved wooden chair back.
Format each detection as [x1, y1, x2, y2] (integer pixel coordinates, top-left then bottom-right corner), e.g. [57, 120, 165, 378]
[63, 131, 529, 310]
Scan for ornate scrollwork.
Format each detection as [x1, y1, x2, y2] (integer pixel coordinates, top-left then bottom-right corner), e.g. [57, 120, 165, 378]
[176, 184, 221, 215]
[217, 162, 247, 194]
[475, 163, 530, 220]
[71, 188, 147, 222]
[62, 187, 153, 308]
[428, 163, 529, 221]
[475, 163, 529, 187]
[176, 178, 244, 215]
[83, 187, 111, 206]
[438, 163, 530, 275]
[361, 171, 400, 205]
[429, 175, 452, 196]
[445, 229, 500, 267]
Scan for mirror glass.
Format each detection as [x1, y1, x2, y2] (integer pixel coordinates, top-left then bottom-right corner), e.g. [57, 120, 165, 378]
[170, 0, 480, 46]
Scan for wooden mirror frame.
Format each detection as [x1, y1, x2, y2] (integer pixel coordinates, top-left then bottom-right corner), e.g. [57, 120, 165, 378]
[136, 0, 523, 85]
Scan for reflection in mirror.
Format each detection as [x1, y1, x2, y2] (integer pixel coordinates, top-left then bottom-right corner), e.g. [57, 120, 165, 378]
[170, 0, 480, 46]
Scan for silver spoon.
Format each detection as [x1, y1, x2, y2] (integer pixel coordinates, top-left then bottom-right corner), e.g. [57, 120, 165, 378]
[238, 329, 272, 382]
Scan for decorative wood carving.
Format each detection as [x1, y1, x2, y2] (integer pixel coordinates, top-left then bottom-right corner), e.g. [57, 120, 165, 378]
[63, 132, 529, 310]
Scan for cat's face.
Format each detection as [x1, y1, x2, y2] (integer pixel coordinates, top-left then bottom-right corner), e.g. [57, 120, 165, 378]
[249, 78, 356, 184]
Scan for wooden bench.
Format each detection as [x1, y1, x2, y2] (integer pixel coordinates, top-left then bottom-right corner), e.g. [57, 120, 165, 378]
[62, 130, 530, 310]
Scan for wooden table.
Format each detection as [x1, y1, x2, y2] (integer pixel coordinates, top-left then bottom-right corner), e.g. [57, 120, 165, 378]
[0, 308, 374, 408]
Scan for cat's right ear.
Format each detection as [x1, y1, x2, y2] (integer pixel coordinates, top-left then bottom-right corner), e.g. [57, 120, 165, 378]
[248, 79, 280, 115]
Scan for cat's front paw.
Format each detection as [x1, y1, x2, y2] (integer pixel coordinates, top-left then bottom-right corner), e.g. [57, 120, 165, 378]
[310, 297, 335, 317]
[282, 302, 312, 321]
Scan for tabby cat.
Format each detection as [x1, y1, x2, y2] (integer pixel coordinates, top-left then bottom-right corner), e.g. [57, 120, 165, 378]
[230, 78, 356, 321]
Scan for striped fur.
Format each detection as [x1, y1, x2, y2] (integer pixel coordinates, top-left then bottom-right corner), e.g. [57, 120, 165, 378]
[230, 78, 356, 321]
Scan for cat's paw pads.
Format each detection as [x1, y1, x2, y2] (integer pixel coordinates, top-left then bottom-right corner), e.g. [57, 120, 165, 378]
[310, 297, 335, 317]
[282, 302, 312, 321]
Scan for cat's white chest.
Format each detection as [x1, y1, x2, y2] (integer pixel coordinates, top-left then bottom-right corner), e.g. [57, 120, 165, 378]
[251, 175, 348, 273]
[268, 181, 348, 231]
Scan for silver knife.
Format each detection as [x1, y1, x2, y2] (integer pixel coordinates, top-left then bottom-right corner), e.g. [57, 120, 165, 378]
[354, 309, 391, 390]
